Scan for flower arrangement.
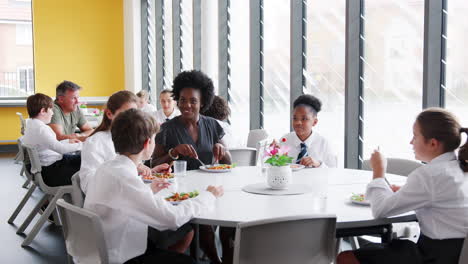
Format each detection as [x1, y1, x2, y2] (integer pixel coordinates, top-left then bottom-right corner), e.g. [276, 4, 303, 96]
[264, 139, 293, 167]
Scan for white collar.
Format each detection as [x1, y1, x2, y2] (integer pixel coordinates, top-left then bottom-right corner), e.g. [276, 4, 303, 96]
[429, 151, 457, 164]
[292, 131, 317, 148]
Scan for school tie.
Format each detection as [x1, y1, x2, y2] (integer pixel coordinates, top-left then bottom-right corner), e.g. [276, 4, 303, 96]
[296, 143, 308, 164]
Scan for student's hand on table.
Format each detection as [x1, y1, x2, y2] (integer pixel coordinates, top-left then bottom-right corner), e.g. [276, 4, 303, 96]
[137, 164, 152, 177]
[390, 184, 401, 192]
[206, 185, 224, 198]
[300, 157, 321, 168]
[212, 143, 226, 162]
[173, 144, 198, 159]
[68, 139, 81, 144]
[150, 179, 171, 193]
[370, 149, 387, 179]
[152, 163, 171, 173]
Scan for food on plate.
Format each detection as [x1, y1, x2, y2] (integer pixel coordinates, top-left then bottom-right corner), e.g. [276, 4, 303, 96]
[206, 164, 234, 170]
[350, 193, 366, 202]
[165, 191, 200, 202]
[142, 175, 156, 181]
[153, 172, 175, 179]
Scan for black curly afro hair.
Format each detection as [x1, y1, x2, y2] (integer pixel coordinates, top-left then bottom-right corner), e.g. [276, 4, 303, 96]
[202, 96, 231, 121]
[172, 70, 215, 113]
[293, 94, 322, 115]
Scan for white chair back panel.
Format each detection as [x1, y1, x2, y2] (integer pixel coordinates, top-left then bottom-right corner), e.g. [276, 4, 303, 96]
[362, 158, 422, 177]
[234, 215, 336, 264]
[247, 129, 268, 148]
[229, 148, 257, 166]
[71, 172, 85, 207]
[57, 199, 108, 264]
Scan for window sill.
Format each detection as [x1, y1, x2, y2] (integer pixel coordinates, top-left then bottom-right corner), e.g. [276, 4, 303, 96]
[0, 96, 108, 107]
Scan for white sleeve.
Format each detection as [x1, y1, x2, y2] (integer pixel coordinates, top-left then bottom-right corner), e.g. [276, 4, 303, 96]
[319, 140, 337, 168]
[366, 169, 432, 218]
[80, 140, 107, 193]
[113, 179, 216, 231]
[41, 126, 82, 154]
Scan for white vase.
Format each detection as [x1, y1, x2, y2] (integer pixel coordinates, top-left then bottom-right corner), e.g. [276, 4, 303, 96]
[267, 165, 292, 189]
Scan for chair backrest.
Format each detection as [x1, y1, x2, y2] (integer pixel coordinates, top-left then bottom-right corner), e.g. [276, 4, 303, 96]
[71, 172, 85, 207]
[247, 129, 269, 148]
[362, 158, 422, 177]
[16, 112, 26, 135]
[233, 214, 337, 264]
[229, 148, 257, 166]
[459, 235, 468, 264]
[56, 199, 108, 264]
[23, 143, 42, 174]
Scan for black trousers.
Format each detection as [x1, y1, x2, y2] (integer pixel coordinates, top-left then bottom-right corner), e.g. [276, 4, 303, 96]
[148, 223, 193, 249]
[354, 233, 465, 264]
[124, 239, 194, 264]
[40, 154, 81, 187]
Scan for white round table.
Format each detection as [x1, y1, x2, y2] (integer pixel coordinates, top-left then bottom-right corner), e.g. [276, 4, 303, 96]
[162, 166, 416, 228]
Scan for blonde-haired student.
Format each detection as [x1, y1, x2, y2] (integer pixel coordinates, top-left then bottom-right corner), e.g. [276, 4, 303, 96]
[136, 90, 157, 114]
[337, 108, 468, 264]
[84, 109, 223, 263]
[279, 94, 337, 168]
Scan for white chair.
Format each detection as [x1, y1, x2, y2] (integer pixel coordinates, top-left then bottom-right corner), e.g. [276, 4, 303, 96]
[56, 199, 109, 264]
[16, 144, 74, 247]
[247, 129, 268, 148]
[229, 148, 257, 166]
[362, 158, 422, 177]
[70, 172, 85, 207]
[233, 214, 337, 264]
[459, 235, 468, 264]
[8, 140, 37, 224]
[16, 112, 26, 135]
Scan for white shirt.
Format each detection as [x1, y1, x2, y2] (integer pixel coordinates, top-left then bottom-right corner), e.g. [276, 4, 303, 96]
[366, 152, 468, 239]
[140, 103, 157, 114]
[280, 131, 337, 168]
[84, 155, 216, 263]
[80, 131, 115, 194]
[155, 108, 180, 125]
[22, 118, 82, 166]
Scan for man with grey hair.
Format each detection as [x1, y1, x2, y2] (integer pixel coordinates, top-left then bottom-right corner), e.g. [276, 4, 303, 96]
[49, 80, 94, 141]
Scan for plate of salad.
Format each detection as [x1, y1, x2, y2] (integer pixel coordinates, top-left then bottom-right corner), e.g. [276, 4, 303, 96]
[350, 193, 370, 206]
[165, 191, 200, 205]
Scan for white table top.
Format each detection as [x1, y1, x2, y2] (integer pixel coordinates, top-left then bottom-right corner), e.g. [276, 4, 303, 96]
[162, 166, 416, 228]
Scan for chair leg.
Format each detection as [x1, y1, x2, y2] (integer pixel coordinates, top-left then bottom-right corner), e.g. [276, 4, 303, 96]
[51, 207, 61, 227]
[20, 166, 25, 176]
[8, 184, 37, 224]
[16, 194, 49, 235]
[21, 190, 68, 247]
[22, 178, 31, 189]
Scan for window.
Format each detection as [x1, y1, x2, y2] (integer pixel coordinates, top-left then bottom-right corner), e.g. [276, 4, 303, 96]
[305, 0, 346, 167]
[0, 1, 34, 97]
[444, 0, 468, 126]
[361, 0, 424, 160]
[180, 0, 193, 71]
[163, 0, 174, 89]
[263, 0, 291, 139]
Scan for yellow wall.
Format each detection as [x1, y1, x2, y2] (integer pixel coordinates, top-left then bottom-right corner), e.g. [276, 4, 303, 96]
[1, 0, 124, 142]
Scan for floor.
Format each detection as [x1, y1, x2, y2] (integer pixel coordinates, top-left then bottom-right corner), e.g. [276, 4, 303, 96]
[0, 153, 67, 263]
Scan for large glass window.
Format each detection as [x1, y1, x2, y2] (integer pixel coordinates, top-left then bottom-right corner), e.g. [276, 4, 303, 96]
[445, 0, 468, 126]
[362, 0, 424, 160]
[263, 0, 291, 139]
[305, 0, 346, 167]
[228, 0, 250, 146]
[163, 0, 174, 89]
[180, 0, 193, 71]
[0, 0, 34, 97]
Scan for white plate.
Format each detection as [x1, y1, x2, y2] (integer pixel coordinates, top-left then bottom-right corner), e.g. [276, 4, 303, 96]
[141, 175, 175, 184]
[199, 165, 232, 173]
[350, 194, 370, 206]
[290, 164, 305, 171]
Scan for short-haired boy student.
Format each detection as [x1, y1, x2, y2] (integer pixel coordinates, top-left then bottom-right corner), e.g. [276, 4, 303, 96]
[279, 94, 337, 168]
[136, 90, 157, 114]
[337, 108, 468, 264]
[22, 93, 82, 186]
[84, 109, 223, 263]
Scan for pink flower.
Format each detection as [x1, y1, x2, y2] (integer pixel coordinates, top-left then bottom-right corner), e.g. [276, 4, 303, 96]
[277, 145, 290, 155]
[270, 148, 279, 156]
[281, 138, 287, 143]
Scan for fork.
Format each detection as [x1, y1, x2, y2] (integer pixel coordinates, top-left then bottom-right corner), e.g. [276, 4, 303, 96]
[196, 158, 207, 167]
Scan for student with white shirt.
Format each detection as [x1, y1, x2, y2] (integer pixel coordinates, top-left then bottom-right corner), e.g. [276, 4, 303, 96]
[279, 94, 337, 168]
[22, 93, 82, 186]
[337, 108, 468, 264]
[136, 90, 157, 114]
[155, 89, 181, 124]
[84, 109, 224, 264]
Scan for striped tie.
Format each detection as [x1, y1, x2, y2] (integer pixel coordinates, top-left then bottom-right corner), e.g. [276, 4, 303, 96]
[296, 143, 308, 164]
